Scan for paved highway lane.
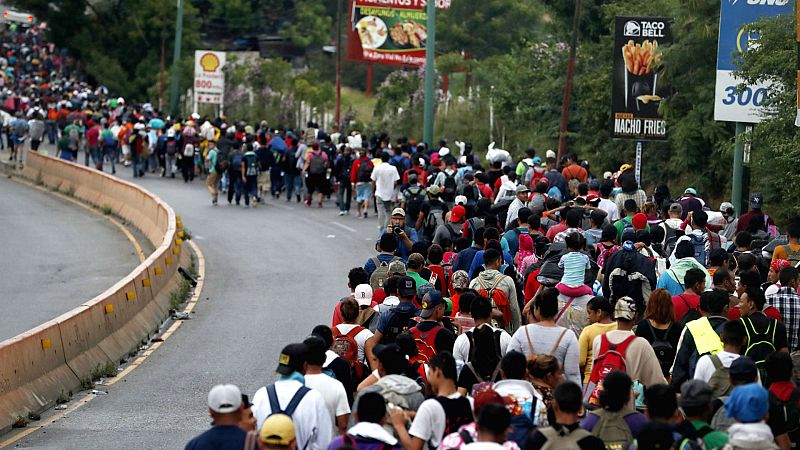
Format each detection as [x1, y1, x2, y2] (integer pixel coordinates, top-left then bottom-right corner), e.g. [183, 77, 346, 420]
[0, 175, 141, 342]
[16, 165, 379, 449]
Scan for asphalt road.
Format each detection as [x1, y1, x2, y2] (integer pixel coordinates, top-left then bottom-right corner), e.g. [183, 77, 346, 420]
[0, 174, 141, 342]
[16, 159, 378, 449]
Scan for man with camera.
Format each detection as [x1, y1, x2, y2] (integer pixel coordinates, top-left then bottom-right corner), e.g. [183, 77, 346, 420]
[385, 208, 418, 261]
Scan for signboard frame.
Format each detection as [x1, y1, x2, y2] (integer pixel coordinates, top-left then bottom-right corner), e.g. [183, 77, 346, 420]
[193, 50, 226, 113]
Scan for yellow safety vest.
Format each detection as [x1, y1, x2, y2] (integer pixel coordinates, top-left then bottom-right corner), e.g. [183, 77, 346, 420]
[685, 317, 723, 355]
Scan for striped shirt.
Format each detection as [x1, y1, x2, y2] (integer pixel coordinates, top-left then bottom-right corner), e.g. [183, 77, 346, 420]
[767, 286, 800, 350]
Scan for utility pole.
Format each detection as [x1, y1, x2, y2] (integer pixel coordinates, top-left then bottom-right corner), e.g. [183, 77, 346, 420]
[159, 33, 166, 112]
[169, 0, 184, 117]
[422, 0, 436, 147]
[557, 0, 582, 162]
[335, 0, 343, 131]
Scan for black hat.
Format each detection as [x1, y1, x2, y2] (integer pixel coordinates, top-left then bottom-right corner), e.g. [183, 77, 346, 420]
[276, 343, 307, 376]
[397, 275, 416, 298]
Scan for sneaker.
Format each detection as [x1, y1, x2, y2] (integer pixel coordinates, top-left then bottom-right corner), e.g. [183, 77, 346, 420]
[318, 202, 323, 208]
[338, 211, 346, 216]
[363, 212, 368, 219]
[304, 199, 311, 207]
[296, 195, 301, 203]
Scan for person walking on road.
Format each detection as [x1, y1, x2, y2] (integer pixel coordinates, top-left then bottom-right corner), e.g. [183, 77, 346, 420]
[205, 141, 224, 205]
[184, 384, 247, 450]
[372, 152, 400, 230]
[352, 149, 374, 219]
[303, 142, 330, 208]
[242, 143, 259, 208]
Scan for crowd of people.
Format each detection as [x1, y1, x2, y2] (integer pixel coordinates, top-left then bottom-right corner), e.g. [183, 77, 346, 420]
[4, 16, 800, 450]
[180, 123, 800, 450]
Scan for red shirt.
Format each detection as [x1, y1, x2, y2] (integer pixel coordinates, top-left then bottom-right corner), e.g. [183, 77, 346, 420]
[86, 126, 100, 147]
[477, 183, 494, 200]
[672, 293, 701, 323]
[546, 223, 568, 242]
[350, 157, 372, 184]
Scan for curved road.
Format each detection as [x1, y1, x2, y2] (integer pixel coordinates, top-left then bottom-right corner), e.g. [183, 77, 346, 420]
[0, 175, 141, 342]
[17, 163, 378, 448]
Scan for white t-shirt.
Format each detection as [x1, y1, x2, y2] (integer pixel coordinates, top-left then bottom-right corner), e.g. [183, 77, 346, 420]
[694, 351, 745, 383]
[251, 380, 333, 450]
[452, 325, 512, 363]
[335, 324, 374, 364]
[408, 393, 474, 448]
[304, 373, 351, 436]
[371, 162, 400, 202]
[598, 198, 620, 222]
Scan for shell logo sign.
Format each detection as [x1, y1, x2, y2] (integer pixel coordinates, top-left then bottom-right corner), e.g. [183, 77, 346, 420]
[193, 50, 226, 107]
[199, 52, 220, 72]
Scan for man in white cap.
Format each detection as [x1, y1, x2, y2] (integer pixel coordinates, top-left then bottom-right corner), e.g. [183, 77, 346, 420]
[354, 284, 379, 331]
[185, 384, 247, 449]
[718, 202, 738, 241]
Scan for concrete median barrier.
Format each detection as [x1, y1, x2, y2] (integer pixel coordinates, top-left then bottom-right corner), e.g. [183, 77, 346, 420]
[0, 151, 186, 432]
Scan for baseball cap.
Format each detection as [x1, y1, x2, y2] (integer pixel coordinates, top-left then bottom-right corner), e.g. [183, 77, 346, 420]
[669, 203, 682, 214]
[208, 384, 242, 414]
[439, 147, 451, 157]
[450, 205, 466, 223]
[729, 356, 758, 383]
[684, 187, 697, 196]
[532, 156, 542, 165]
[750, 192, 764, 209]
[455, 195, 468, 206]
[451, 270, 470, 290]
[726, 383, 770, 423]
[420, 291, 444, 319]
[428, 185, 441, 196]
[259, 413, 296, 446]
[546, 149, 556, 159]
[720, 202, 735, 214]
[614, 297, 636, 321]
[603, 171, 613, 180]
[515, 185, 531, 194]
[391, 208, 406, 218]
[631, 213, 648, 231]
[276, 343, 307, 376]
[771, 259, 791, 272]
[679, 379, 713, 409]
[397, 275, 416, 297]
[586, 194, 600, 206]
[619, 164, 632, 173]
[388, 260, 407, 276]
[354, 284, 373, 307]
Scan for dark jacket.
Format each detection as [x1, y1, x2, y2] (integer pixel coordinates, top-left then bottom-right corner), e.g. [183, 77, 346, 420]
[601, 244, 657, 310]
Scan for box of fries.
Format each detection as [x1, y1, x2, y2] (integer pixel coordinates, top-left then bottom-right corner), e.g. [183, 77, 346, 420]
[611, 16, 672, 141]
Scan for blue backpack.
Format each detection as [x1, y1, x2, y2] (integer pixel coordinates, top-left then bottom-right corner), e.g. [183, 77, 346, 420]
[547, 185, 563, 203]
[689, 233, 707, 267]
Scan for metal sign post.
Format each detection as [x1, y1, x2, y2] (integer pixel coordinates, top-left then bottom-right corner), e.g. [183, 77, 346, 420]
[635, 141, 643, 187]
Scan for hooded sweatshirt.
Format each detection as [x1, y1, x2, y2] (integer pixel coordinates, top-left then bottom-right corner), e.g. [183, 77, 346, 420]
[469, 269, 521, 333]
[727, 422, 777, 449]
[656, 257, 711, 296]
[350, 374, 425, 435]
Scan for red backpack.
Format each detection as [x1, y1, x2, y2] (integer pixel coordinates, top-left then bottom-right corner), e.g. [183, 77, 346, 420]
[476, 276, 512, 328]
[333, 326, 365, 378]
[583, 334, 637, 407]
[409, 325, 442, 364]
[427, 264, 448, 297]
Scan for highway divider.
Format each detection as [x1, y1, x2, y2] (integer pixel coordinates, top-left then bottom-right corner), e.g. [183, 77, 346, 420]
[0, 151, 189, 432]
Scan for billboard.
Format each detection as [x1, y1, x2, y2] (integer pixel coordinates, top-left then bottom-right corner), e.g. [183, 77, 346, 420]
[714, 0, 793, 123]
[346, 0, 450, 66]
[193, 50, 226, 106]
[611, 16, 672, 141]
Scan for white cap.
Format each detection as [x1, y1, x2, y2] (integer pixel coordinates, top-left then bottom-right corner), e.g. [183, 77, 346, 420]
[438, 147, 451, 157]
[133, 123, 145, 130]
[191, 112, 201, 120]
[603, 171, 613, 180]
[208, 384, 242, 414]
[116, 97, 125, 104]
[354, 284, 373, 307]
[545, 149, 556, 160]
[455, 195, 467, 206]
[167, 128, 175, 138]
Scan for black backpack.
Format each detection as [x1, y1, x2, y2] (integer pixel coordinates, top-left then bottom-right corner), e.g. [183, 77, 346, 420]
[404, 185, 426, 223]
[381, 308, 415, 344]
[463, 327, 503, 382]
[356, 159, 373, 182]
[677, 294, 702, 327]
[244, 153, 258, 176]
[643, 322, 675, 376]
[770, 389, 800, 435]
[442, 171, 457, 202]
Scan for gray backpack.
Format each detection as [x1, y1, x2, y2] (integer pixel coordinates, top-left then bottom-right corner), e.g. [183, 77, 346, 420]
[590, 410, 633, 450]
[540, 427, 593, 450]
[369, 256, 401, 292]
[710, 397, 735, 433]
[707, 354, 732, 398]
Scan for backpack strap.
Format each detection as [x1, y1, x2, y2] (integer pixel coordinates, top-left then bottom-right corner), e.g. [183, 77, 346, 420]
[710, 353, 723, 370]
[525, 325, 536, 356]
[346, 325, 365, 340]
[459, 429, 474, 445]
[555, 297, 576, 322]
[465, 331, 475, 363]
[370, 257, 383, 269]
[282, 386, 310, 417]
[614, 335, 639, 355]
[550, 329, 569, 355]
[267, 385, 281, 414]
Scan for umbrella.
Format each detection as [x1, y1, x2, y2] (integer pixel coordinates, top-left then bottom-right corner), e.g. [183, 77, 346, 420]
[148, 118, 165, 129]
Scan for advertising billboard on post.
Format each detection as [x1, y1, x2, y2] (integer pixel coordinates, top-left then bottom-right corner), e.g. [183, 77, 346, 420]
[611, 16, 672, 141]
[193, 50, 226, 107]
[346, 0, 450, 67]
[714, 0, 793, 123]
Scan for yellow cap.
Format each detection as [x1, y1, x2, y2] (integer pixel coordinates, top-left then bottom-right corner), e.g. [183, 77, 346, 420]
[259, 414, 295, 446]
[619, 164, 632, 173]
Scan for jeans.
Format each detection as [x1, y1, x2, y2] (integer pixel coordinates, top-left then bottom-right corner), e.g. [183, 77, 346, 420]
[148, 151, 158, 172]
[244, 176, 258, 206]
[84, 145, 90, 166]
[132, 153, 145, 177]
[180, 155, 194, 182]
[377, 199, 394, 230]
[284, 172, 302, 200]
[90, 146, 102, 168]
[45, 120, 57, 144]
[337, 181, 352, 212]
[166, 153, 177, 177]
[228, 171, 242, 203]
[103, 145, 116, 173]
[270, 168, 284, 196]
[207, 172, 220, 204]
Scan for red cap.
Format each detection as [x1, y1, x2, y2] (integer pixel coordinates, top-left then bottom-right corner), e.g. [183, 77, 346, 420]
[631, 213, 648, 231]
[472, 389, 504, 415]
[771, 259, 791, 272]
[450, 205, 466, 223]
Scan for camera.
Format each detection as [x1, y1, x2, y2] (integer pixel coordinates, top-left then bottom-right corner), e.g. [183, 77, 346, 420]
[392, 226, 403, 236]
